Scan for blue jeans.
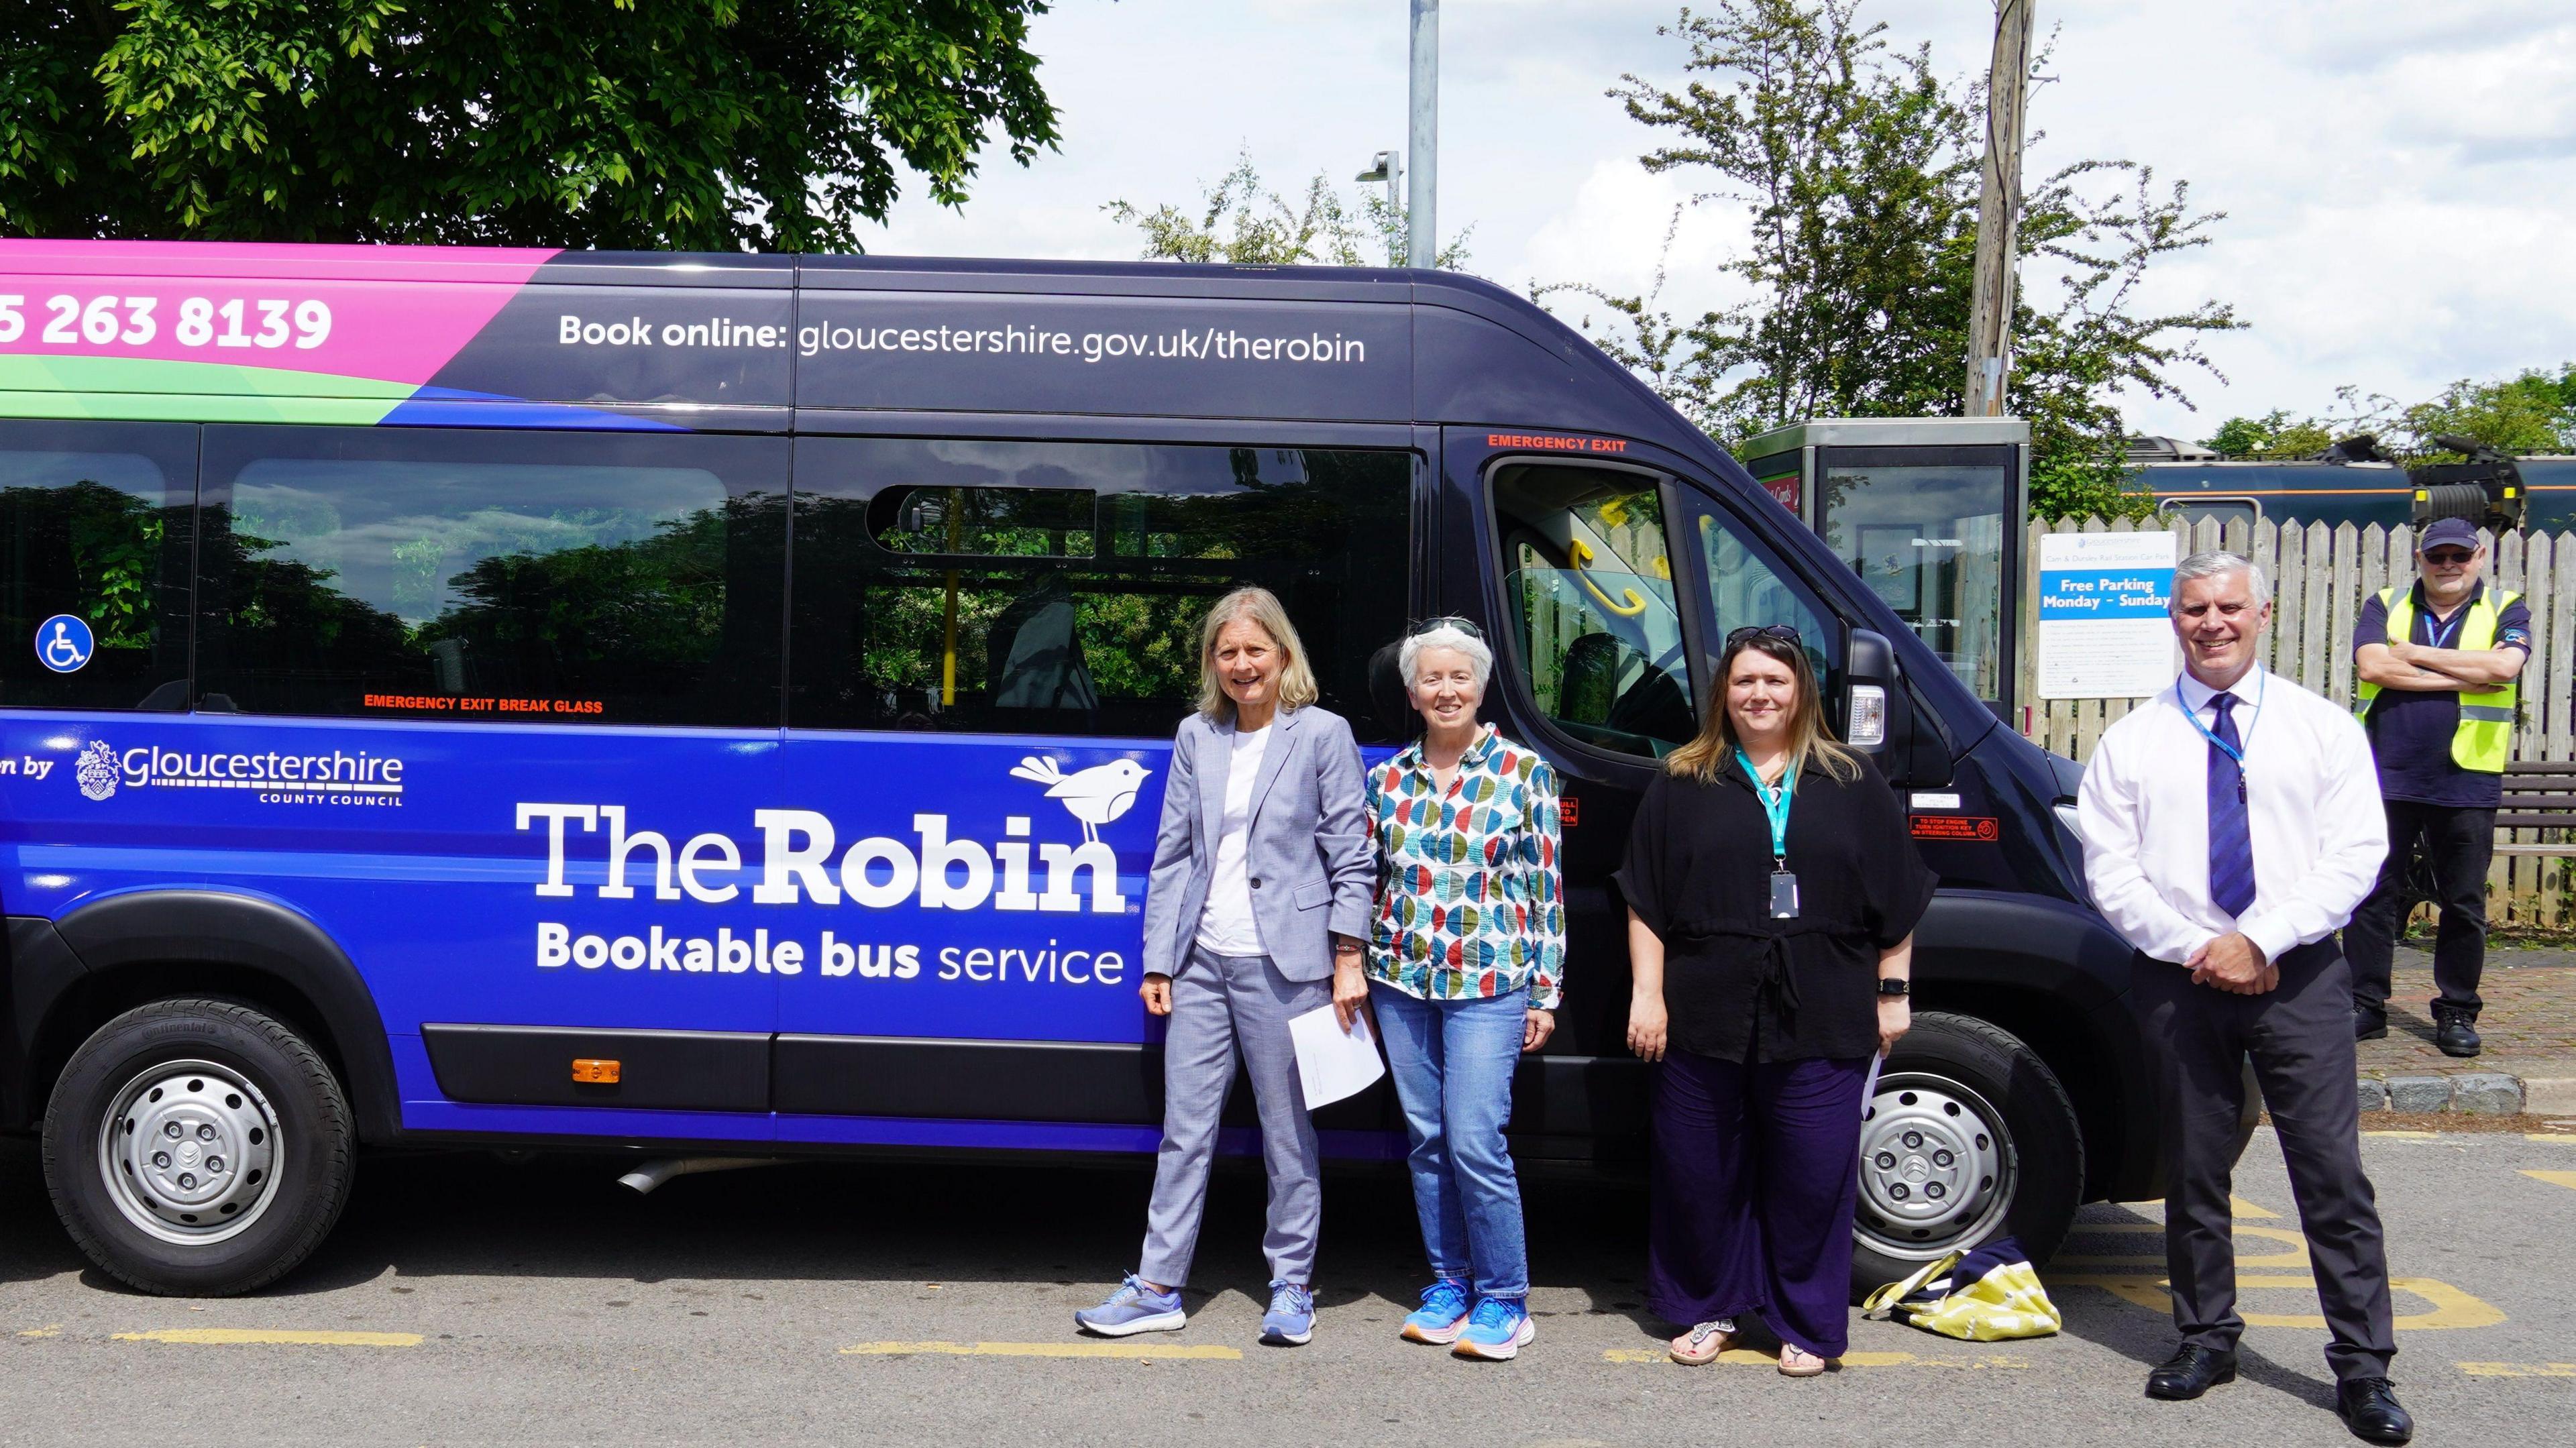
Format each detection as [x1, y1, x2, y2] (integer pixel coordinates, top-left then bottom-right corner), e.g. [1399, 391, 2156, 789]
[1371, 982, 1530, 1299]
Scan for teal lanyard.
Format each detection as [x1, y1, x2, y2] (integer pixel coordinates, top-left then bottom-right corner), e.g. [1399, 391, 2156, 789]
[1734, 749, 1794, 865]
[2176, 667, 2266, 770]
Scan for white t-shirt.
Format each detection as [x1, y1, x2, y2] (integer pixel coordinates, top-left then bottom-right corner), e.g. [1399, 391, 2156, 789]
[1194, 721, 1273, 956]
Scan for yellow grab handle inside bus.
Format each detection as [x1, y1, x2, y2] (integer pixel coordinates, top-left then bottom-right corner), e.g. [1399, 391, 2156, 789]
[1569, 539, 1648, 617]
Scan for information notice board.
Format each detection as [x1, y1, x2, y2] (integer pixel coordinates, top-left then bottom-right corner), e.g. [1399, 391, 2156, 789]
[2037, 531, 2178, 699]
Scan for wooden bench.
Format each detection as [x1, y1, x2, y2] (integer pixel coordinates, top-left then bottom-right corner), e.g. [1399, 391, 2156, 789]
[2495, 761, 2576, 856]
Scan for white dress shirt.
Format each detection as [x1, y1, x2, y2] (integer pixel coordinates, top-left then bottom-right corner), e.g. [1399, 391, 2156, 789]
[1194, 720, 1273, 956]
[2078, 664, 2387, 966]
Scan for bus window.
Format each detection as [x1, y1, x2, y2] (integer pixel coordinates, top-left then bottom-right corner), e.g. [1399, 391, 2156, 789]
[0, 420, 195, 712]
[789, 439, 1411, 740]
[193, 428, 789, 726]
[1489, 462, 1695, 758]
[1688, 499, 1833, 683]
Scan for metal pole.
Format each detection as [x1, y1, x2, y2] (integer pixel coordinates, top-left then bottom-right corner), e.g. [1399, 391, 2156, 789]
[1407, 0, 1438, 268]
[1964, 0, 2034, 416]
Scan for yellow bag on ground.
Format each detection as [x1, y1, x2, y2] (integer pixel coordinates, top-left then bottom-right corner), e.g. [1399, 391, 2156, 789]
[1861, 1236, 2062, 1341]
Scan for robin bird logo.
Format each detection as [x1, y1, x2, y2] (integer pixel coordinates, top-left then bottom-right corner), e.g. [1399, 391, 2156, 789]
[1009, 756, 1153, 845]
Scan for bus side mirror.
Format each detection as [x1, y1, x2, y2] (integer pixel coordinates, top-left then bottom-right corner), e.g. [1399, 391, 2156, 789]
[1845, 628, 1896, 753]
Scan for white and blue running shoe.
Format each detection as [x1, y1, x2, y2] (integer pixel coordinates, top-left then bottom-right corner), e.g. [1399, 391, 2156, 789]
[1259, 1280, 1316, 1346]
[1401, 1278, 1473, 1344]
[1074, 1274, 1186, 1337]
[1450, 1296, 1535, 1361]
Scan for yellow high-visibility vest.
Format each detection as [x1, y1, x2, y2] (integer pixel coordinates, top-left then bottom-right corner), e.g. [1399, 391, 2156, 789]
[2351, 586, 2520, 773]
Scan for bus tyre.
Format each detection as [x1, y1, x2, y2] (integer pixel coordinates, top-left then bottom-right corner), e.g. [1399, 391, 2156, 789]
[42, 999, 355, 1297]
[1849, 1011, 2084, 1304]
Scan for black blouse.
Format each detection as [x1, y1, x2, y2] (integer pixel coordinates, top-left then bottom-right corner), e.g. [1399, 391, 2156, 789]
[1612, 751, 1937, 1064]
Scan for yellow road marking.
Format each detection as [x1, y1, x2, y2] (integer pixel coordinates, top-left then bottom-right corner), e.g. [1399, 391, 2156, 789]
[2459, 1361, 2576, 1378]
[2522, 1170, 2576, 1191]
[2112, 1197, 2276, 1219]
[841, 1340, 1240, 1361]
[2057, 1276, 2504, 1329]
[112, 1329, 421, 1347]
[1603, 1348, 2025, 1368]
[2363, 1130, 2440, 1139]
[2524, 1133, 2576, 1143]
[15, 1325, 61, 1338]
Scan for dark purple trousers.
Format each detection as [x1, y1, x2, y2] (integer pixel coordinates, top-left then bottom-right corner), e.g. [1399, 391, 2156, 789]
[1647, 1050, 1870, 1359]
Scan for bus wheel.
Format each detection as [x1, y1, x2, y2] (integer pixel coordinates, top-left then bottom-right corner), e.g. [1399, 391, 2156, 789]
[1848, 1011, 2084, 1302]
[42, 999, 356, 1296]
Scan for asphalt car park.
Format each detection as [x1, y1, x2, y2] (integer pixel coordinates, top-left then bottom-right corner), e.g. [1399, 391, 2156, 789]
[5, 1129, 2573, 1446]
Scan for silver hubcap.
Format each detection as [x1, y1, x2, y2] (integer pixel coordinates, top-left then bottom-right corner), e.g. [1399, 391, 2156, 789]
[96, 1060, 280, 1245]
[1854, 1072, 2014, 1260]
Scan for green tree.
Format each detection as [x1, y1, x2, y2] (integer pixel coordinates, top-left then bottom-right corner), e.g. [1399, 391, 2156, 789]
[1106, 151, 1472, 268]
[2203, 366, 2576, 463]
[2, 1, 1063, 249]
[1554, 1, 2239, 520]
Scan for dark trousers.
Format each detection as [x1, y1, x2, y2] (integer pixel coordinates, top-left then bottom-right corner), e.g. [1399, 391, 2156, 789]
[2343, 799, 2494, 1017]
[2132, 942, 2395, 1384]
[1646, 1051, 1869, 1359]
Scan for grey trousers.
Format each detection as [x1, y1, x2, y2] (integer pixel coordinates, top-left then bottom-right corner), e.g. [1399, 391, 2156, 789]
[1138, 945, 1330, 1288]
[2132, 941, 2397, 1384]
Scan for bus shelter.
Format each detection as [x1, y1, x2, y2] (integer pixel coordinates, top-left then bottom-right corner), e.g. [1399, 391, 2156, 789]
[1739, 416, 2030, 720]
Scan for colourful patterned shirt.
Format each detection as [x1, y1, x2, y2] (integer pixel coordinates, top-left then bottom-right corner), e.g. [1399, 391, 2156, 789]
[1364, 726, 1565, 1010]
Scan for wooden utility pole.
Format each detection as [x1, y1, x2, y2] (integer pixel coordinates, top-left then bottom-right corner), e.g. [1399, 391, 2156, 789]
[1964, 0, 2035, 417]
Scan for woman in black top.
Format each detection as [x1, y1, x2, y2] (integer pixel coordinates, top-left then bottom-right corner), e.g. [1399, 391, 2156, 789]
[1614, 626, 1935, 1376]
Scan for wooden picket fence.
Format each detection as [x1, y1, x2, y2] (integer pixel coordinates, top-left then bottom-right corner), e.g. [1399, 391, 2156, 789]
[2017, 515, 2576, 928]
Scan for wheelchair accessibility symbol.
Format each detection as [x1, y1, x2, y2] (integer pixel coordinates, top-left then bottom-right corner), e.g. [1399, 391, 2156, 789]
[36, 615, 94, 674]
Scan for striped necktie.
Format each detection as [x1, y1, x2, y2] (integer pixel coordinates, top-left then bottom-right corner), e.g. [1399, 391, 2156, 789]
[2206, 691, 2257, 917]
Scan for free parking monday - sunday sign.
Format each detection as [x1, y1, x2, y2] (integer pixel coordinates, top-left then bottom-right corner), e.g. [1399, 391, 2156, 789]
[2037, 531, 2179, 699]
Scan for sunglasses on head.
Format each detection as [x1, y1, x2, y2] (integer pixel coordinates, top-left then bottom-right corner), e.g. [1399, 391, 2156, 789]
[1410, 615, 1485, 641]
[2422, 548, 2475, 565]
[1725, 624, 1804, 649]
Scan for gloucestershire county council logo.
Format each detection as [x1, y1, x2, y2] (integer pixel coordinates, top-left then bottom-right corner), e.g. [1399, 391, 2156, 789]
[75, 740, 118, 801]
[1009, 755, 1152, 844]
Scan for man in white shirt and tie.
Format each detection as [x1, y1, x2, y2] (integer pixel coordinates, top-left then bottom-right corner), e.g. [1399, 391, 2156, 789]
[2078, 551, 2410, 1445]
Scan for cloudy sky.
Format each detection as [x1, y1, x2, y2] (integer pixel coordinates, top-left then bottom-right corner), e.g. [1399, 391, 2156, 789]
[866, 1, 2576, 441]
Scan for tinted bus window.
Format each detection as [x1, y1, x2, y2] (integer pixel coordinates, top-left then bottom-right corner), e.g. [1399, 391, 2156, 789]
[790, 439, 1411, 741]
[0, 420, 195, 712]
[195, 428, 788, 726]
[1490, 462, 1696, 758]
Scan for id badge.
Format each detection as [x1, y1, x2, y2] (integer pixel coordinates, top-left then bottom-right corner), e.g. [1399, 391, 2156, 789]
[1769, 869, 1801, 920]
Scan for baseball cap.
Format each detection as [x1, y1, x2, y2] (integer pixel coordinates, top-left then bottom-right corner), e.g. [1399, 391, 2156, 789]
[2418, 517, 2481, 552]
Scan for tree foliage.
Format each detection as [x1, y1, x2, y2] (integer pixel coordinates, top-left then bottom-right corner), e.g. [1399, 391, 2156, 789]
[1, 0, 1063, 249]
[2204, 366, 2576, 463]
[1106, 151, 1472, 268]
[1550, 1, 2239, 520]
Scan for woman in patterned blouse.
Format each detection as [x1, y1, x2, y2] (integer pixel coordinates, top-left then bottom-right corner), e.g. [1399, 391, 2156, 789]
[1364, 618, 1565, 1362]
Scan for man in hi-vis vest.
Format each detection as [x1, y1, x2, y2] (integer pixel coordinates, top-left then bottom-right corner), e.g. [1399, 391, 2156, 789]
[2344, 517, 2532, 1056]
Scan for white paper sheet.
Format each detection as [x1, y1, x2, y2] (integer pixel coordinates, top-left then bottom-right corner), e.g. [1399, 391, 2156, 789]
[1289, 1003, 1387, 1111]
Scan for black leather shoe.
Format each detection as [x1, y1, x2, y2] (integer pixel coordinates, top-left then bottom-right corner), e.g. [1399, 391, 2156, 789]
[2434, 1009, 2481, 1058]
[2337, 1377, 2413, 1444]
[2355, 1005, 2388, 1042]
[2145, 1343, 2237, 1400]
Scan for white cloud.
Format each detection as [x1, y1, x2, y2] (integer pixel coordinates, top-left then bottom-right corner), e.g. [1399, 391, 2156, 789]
[863, 0, 2576, 441]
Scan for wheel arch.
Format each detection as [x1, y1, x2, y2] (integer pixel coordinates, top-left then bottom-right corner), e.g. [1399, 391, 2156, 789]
[22, 891, 400, 1144]
[1909, 889, 2161, 1204]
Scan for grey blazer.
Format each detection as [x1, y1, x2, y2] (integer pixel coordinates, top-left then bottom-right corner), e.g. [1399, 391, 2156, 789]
[1140, 705, 1376, 983]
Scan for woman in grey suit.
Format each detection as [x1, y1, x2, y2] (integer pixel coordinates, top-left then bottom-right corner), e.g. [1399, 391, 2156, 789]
[1075, 586, 1375, 1347]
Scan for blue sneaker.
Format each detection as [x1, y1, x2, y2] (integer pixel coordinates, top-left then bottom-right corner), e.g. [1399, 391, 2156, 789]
[1262, 1272, 1319, 1339]
[1401, 1278, 1472, 1344]
[1074, 1274, 1185, 1337]
[1450, 1295, 1534, 1361]
[1259, 1280, 1315, 1346]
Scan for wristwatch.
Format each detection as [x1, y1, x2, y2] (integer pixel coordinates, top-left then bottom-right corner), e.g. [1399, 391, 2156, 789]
[1876, 977, 1911, 998]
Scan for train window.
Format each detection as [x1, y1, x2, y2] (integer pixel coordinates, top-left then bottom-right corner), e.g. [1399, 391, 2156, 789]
[2157, 496, 2261, 532]
[790, 439, 1412, 740]
[1489, 462, 1696, 759]
[0, 420, 196, 712]
[194, 427, 790, 726]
